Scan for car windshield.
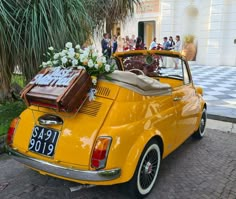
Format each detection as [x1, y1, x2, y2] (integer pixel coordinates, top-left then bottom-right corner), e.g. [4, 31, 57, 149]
[119, 54, 184, 80]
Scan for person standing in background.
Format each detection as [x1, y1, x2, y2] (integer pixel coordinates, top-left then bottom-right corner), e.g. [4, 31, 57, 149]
[162, 37, 171, 50]
[107, 33, 112, 58]
[174, 35, 182, 69]
[117, 36, 124, 52]
[124, 35, 130, 51]
[161, 37, 171, 67]
[168, 36, 175, 49]
[112, 35, 118, 54]
[129, 34, 136, 50]
[149, 37, 157, 50]
[174, 35, 181, 52]
[135, 36, 145, 50]
[101, 33, 110, 58]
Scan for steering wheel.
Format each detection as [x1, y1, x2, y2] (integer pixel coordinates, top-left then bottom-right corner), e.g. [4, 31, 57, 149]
[129, 68, 145, 76]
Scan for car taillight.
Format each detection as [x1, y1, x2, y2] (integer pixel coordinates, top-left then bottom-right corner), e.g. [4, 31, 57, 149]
[91, 137, 112, 169]
[6, 118, 19, 145]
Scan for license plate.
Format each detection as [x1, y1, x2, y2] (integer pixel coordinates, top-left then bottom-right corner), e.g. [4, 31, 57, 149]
[28, 125, 59, 157]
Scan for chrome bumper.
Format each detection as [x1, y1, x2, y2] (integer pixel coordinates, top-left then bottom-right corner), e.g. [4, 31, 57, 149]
[7, 146, 121, 182]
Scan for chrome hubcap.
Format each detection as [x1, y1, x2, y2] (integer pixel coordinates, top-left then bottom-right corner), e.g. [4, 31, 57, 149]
[144, 162, 152, 174]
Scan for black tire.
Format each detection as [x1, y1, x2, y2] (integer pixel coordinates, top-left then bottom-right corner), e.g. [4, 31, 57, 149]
[192, 108, 207, 139]
[126, 139, 161, 199]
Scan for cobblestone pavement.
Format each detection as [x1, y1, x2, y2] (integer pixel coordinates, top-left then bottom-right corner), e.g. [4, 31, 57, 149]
[0, 129, 236, 199]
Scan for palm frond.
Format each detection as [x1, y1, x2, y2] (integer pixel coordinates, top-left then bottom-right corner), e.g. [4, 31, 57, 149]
[0, 0, 139, 101]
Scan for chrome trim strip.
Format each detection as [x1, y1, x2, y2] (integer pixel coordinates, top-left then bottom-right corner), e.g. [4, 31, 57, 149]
[7, 146, 121, 182]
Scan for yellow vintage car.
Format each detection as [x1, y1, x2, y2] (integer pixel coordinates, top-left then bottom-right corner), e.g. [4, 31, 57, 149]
[6, 50, 206, 199]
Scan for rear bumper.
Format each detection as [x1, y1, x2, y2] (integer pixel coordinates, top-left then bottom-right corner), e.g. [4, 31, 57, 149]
[7, 146, 121, 182]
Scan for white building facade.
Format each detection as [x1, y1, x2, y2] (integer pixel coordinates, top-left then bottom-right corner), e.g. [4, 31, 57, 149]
[119, 0, 236, 66]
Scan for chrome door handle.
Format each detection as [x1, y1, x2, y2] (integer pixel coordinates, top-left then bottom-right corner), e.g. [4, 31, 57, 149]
[173, 97, 182, 101]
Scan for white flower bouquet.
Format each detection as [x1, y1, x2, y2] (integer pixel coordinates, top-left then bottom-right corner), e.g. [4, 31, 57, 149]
[39, 42, 115, 101]
[41, 42, 115, 86]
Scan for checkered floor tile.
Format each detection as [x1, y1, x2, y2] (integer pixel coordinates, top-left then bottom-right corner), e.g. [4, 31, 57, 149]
[190, 65, 236, 110]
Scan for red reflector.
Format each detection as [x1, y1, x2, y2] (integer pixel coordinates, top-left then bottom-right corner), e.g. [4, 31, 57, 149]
[92, 149, 106, 160]
[6, 118, 19, 145]
[91, 159, 100, 168]
[7, 127, 15, 145]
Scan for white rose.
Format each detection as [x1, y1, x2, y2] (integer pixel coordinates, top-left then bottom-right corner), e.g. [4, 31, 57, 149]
[62, 49, 68, 54]
[48, 46, 54, 51]
[42, 62, 47, 67]
[80, 56, 88, 63]
[46, 61, 52, 66]
[88, 59, 94, 68]
[65, 42, 73, 49]
[59, 52, 65, 57]
[53, 53, 60, 59]
[72, 59, 78, 66]
[94, 64, 99, 69]
[68, 51, 75, 59]
[92, 51, 98, 57]
[61, 57, 68, 64]
[102, 56, 107, 63]
[59, 50, 66, 57]
[68, 48, 75, 53]
[80, 54, 88, 62]
[96, 57, 102, 63]
[79, 55, 84, 63]
[75, 44, 80, 49]
[83, 50, 89, 57]
[77, 66, 86, 70]
[105, 64, 111, 72]
[53, 60, 59, 65]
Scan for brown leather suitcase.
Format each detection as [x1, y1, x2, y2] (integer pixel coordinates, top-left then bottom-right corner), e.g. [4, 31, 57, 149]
[21, 67, 92, 112]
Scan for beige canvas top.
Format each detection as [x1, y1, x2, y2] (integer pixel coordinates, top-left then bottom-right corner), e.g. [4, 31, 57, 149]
[106, 70, 172, 96]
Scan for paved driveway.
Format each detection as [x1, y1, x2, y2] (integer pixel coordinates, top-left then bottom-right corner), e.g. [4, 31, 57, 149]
[0, 129, 236, 199]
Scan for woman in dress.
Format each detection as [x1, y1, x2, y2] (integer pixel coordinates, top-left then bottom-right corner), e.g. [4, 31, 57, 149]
[135, 36, 145, 50]
[117, 36, 124, 52]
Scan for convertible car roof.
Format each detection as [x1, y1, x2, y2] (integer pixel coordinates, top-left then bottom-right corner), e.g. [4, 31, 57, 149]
[106, 70, 172, 96]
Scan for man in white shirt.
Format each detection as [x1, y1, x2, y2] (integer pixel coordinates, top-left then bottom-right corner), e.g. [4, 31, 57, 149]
[174, 35, 182, 69]
[149, 37, 157, 50]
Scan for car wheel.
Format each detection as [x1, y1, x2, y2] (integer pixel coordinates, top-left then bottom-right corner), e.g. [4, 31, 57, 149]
[126, 139, 161, 199]
[192, 108, 207, 139]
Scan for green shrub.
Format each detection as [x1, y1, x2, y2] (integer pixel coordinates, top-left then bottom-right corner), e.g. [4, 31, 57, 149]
[12, 74, 26, 88]
[0, 101, 26, 136]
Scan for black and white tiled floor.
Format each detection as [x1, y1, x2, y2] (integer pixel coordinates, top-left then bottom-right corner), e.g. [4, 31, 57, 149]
[190, 65, 236, 121]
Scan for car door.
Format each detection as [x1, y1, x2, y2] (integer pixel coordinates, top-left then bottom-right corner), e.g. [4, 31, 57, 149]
[173, 60, 201, 145]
